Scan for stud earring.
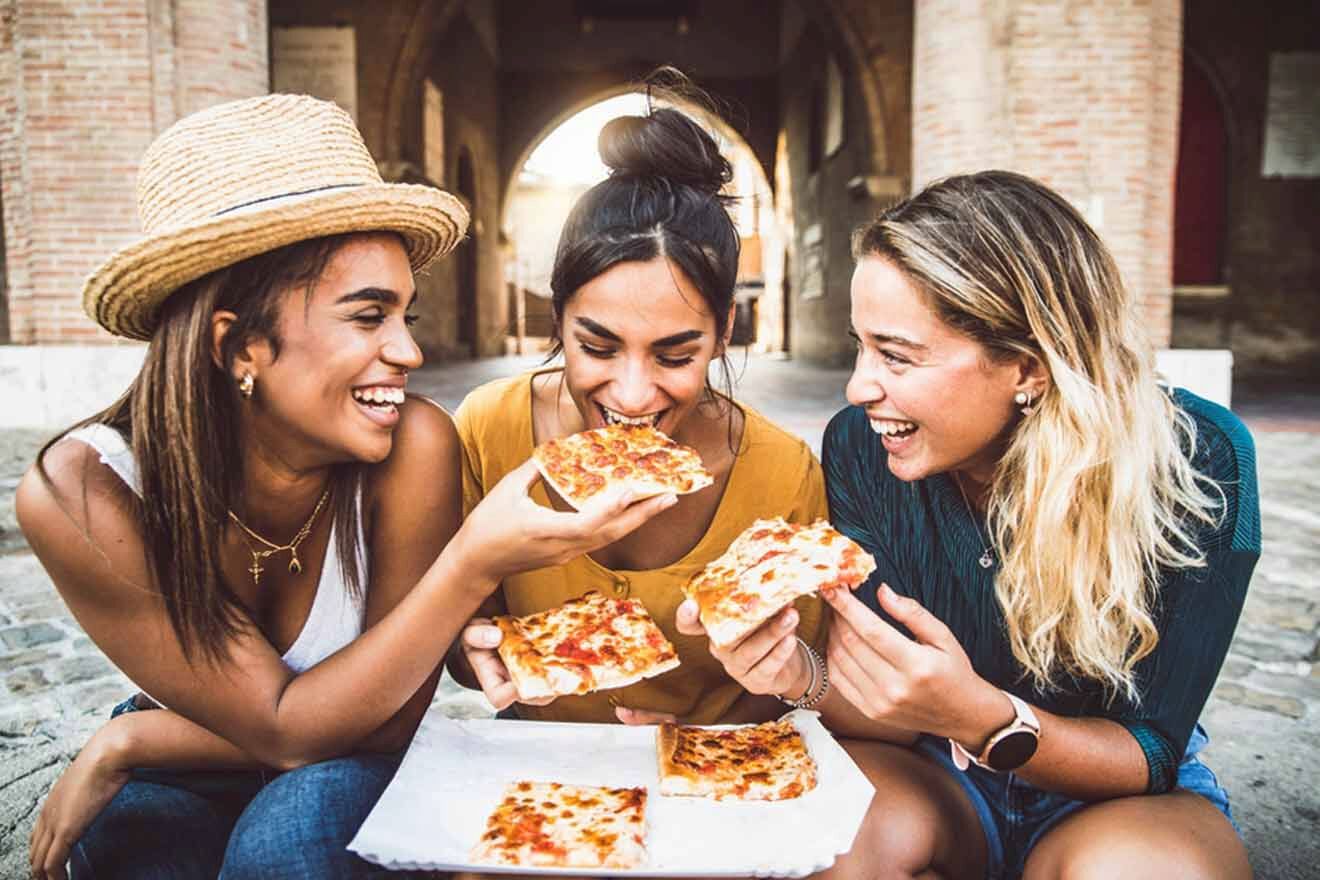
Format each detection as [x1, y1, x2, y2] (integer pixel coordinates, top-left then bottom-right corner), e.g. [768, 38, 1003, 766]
[1015, 390, 1035, 415]
[239, 374, 255, 399]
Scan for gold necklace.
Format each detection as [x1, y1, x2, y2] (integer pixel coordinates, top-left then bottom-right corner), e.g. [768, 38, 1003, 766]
[228, 487, 330, 586]
[953, 472, 995, 570]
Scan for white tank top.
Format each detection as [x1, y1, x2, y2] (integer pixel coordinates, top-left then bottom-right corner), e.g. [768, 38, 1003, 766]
[68, 423, 367, 674]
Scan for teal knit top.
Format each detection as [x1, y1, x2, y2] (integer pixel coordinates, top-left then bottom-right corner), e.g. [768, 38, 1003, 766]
[822, 388, 1260, 793]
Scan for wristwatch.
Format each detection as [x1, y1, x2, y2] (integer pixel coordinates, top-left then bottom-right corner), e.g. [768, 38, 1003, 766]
[950, 691, 1040, 772]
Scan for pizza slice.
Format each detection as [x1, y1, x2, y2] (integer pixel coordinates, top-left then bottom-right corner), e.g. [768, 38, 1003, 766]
[494, 591, 681, 700]
[470, 781, 648, 868]
[532, 423, 714, 509]
[656, 717, 817, 801]
[684, 517, 877, 648]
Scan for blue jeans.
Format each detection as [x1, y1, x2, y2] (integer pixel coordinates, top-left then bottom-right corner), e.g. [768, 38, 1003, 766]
[914, 723, 1236, 880]
[69, 697, 405, 879]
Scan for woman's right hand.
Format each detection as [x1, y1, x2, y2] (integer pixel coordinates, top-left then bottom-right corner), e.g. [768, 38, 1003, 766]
[459, 618, 556, 711]
[453, 459, 677, 584]
[29, 725, 131, 880]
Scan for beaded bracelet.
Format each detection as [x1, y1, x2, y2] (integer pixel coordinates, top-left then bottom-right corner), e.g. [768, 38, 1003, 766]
[779, 638, 830, 710]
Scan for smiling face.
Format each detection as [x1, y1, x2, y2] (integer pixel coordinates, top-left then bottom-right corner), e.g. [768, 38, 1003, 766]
[845, 256, 1033, 486]
[558, 256, 728, 441]
[240, 232, 421, 465]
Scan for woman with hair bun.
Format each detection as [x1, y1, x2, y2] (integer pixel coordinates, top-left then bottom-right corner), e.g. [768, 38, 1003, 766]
[807, 170, 1257, 878]
[450, 100, 838, 727]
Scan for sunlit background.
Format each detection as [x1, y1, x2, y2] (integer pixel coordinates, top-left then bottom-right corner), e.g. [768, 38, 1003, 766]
[505, 92, 782, 355]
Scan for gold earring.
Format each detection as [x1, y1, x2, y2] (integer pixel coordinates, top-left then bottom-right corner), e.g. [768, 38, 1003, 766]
[239, 374, 255, 399]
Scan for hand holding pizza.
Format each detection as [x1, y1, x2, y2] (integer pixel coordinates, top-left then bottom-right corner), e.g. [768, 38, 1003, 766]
[458, 618, 557, 711]
[675, 599, 810, 700]
[453, 459, 678, 586]
[823, 584, 1004, 744]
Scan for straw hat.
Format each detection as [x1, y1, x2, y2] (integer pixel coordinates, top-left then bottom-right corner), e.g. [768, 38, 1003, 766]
[83, 93, 469, 340]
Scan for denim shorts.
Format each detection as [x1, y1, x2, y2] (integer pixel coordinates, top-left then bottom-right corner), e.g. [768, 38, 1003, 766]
[914, 724, 1236, 880]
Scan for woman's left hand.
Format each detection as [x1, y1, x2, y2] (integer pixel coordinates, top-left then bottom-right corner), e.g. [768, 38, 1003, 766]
[29, 727, 131, 880]
[674, 598, 809, 700]
[823, 583, 1002, 743]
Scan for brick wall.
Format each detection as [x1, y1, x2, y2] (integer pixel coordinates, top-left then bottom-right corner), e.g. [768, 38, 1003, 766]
[0, 0, 267, 345]
[913, 0, 1182, 345]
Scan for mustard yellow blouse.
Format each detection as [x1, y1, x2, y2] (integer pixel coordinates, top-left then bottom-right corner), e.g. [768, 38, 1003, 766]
[455, 369, 828, 725]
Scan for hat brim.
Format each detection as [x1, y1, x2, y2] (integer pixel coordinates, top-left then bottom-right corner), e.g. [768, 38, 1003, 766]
[83, 183, 470, 341]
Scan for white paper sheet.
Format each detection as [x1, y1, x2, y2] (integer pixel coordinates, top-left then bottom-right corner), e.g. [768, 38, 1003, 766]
[349, 709, 875, 877]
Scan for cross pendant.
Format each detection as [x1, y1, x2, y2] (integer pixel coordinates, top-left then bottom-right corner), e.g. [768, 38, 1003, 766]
[249, 558, 264, 585]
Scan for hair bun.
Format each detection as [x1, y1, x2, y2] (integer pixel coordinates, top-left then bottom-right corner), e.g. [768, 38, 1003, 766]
[598, 108, 732, 196]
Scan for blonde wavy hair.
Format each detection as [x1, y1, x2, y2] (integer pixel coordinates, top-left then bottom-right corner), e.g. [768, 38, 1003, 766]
[853, 170, 1223, 702]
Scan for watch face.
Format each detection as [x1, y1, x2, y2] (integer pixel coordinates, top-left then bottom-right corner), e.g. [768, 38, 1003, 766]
[987, 730, 1039, 771]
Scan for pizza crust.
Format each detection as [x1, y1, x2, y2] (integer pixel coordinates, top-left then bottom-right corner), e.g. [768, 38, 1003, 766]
[655, 718, 818, 801]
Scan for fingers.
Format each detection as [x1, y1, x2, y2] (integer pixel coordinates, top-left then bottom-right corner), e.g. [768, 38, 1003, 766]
[29, 823, 67, 880]
[29, 820, 47, 880]
[462, 622, 503, 651]
[822, 584, 915, 665]
[875, 583, 958, 651]
[827, 620, 892, 696]
[464, 643, 518, 711]
[674, 599, 705, 636]
[720, 606, 800, 677]
[615, 706, 678, 725]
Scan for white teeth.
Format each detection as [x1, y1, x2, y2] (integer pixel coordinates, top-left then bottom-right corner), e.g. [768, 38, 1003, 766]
[353, 386, 405, 406]
[601, 406, 660, 428]
[869, 418, 917, 436]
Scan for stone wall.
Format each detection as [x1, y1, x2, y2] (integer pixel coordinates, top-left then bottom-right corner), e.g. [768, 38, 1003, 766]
[912, 0, 1182, 344]
[0, 0, 267, 345]
[777, 2, 911, 365]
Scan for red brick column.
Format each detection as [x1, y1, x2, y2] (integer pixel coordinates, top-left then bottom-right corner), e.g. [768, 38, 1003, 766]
[913, 0, 1181, 344]
[0, 0, 267, 344]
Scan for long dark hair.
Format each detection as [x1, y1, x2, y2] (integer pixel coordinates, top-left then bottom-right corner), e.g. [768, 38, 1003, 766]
[549, 88, 741, 402]
[38, 234, 365, 664]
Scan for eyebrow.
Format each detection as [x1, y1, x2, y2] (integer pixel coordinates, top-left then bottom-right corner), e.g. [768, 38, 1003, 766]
[335, 287, 418, 309]
[850, 325, 929, 353]
[574, 317, 705, 348]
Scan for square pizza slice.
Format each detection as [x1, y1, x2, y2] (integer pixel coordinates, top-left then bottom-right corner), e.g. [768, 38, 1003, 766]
[470, 781, 648, 868]
[684, 517, 876, 648]
[532, 423, 714, 509]
[494, 591, 681, 700]
[656, 717, 817, 801]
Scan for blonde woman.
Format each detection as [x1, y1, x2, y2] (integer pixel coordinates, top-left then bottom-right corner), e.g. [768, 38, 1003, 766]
[813, 171, 1258, 879]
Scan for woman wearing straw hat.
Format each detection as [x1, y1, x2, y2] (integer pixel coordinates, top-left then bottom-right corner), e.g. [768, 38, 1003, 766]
[17, 94, 673, 879]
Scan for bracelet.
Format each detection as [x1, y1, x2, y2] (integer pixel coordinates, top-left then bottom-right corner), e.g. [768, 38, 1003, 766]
[779, 638, 830, 710]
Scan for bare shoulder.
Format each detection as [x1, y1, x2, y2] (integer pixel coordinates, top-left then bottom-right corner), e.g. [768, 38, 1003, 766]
[17, 433, 135, 537]
[367, 393, 462, 501]
[16, 434, 150, 608]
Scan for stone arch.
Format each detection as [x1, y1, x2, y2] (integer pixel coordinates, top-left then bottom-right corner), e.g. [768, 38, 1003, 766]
[1175, 49, 1234, 287]
[377, 0, 464, 166]
[499, 84, 775, 234]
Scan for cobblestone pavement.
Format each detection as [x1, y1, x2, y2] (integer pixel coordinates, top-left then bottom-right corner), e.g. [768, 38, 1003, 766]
[1, 354, 1317, 878]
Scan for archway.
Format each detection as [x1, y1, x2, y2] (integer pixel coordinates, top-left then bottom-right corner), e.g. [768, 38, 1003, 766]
[503, 91, 785, 352]
[1174, 55, 1230, 288]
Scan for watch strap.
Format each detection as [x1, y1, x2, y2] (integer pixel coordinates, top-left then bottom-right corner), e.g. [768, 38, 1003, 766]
[949, 691, 1040, 772]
